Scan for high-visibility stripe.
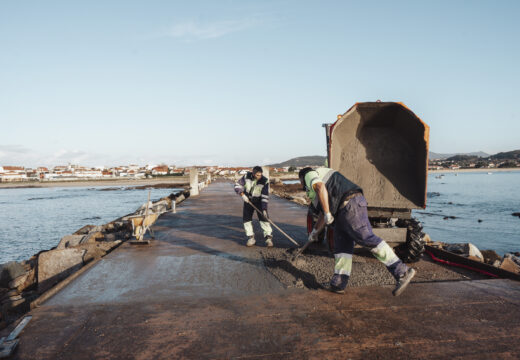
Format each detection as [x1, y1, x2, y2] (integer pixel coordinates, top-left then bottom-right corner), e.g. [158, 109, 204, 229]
[243, 221, 254, 236]
[334, 253, 352, 276]
[261, 199, 268, 203]
[371, 241, 400, 266]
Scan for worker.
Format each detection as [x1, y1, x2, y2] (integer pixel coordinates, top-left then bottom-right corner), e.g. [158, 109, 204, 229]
[299, 167, 416, 296]
[234, 166, 273, 247]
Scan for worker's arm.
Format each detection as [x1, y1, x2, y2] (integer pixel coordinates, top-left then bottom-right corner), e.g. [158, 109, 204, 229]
[313, 182, 334, 225]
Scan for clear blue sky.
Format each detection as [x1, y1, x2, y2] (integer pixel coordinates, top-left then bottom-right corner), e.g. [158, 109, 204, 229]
[1, 0, 519, 167]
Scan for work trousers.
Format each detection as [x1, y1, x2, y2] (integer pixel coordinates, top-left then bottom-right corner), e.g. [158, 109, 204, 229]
[331, 195, 408, 290]
[243, 199, 272, 238]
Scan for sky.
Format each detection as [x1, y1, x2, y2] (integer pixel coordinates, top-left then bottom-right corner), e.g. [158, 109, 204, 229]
[1, 0, 519, 167]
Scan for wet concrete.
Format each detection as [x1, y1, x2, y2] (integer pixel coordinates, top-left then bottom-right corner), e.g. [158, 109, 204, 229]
[4, 180, 520, 359]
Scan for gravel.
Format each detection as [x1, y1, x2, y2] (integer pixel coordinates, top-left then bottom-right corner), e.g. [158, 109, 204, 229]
[260, 246, 489, 290]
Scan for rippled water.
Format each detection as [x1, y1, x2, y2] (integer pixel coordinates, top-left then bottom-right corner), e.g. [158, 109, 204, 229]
[414, 171, 520, 255]
[0, 186, 182, 264]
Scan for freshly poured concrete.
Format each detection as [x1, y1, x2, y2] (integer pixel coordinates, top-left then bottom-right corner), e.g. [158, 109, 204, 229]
[5, 180, 520, 359]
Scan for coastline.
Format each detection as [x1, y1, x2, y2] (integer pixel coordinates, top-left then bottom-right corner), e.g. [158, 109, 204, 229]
[0, 176, 190, 189]
[429, 168, 520, 174]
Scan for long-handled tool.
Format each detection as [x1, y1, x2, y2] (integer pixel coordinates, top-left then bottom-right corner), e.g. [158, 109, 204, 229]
[246, 200, 300, 247]
[291, 224, 327, 262]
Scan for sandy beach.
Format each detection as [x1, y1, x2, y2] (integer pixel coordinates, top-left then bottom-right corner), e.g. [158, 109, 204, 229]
[0, 176, 190, 189]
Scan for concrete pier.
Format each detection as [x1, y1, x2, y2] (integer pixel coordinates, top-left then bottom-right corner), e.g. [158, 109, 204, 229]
[4, 180, 520, 359]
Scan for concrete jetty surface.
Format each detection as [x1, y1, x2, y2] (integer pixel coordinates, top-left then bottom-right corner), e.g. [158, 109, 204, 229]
[5, 181, 520, 359]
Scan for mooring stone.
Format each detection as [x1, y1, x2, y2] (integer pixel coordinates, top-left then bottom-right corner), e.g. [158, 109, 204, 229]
[38, 249, 86, 292]
[0, 262, 26, 288]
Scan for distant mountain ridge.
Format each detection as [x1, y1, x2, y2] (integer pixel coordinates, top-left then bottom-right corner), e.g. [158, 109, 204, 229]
[429, 151, 490, 160]
[271, 150, 519, 167]
[269, 156, 327, 168]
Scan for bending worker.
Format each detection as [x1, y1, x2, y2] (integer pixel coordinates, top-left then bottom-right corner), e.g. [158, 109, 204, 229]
[299, 167, 416, 296]
[234, 166, 273, 247]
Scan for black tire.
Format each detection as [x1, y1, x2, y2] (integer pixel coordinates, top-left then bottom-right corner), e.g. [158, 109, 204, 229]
[395, 218, 426, 263]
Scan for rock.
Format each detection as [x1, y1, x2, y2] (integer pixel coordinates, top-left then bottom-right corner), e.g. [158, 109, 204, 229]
[500, 257, 520, 274]
[77, 241, 122, 263]
[57, 234, 86, 249]
[74, 224, 95, 235]
[38, 249, 87, 292]
[478, 219, 483, 223]
[82, 231, 105, 244]
[8, 270, 35, 292]
[504, 253, 520, 267]
[481, 250, 502, 265]
[0, 262, 26, 288]
[443, 216, 456, 220]
[512, 212, 520, 218]
[492, 260, 501, 268]
[444, 243, 484, 262]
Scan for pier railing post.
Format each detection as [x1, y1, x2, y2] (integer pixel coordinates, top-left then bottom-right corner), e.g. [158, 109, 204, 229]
[190, 168, 199, 196]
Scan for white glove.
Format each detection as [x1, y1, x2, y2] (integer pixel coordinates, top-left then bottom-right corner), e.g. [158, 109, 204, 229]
[241, 194, 249, 203]
[324, 212, 334, 225]
[308, 228, 319, 243]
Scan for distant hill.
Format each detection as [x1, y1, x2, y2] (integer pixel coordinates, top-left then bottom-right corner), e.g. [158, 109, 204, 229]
[269, 156, 326, 168]
[429, 151, 489, 160]
[489, 150, 520, 160]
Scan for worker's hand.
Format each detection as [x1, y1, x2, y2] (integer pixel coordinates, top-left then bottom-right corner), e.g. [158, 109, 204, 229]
[324, 212, 334, 225]
[241, 194, 249, 203]
[308, 228, 319, 243]
[263, 210, 269, 219]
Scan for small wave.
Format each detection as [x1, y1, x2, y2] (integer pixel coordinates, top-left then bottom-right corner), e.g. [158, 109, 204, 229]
[427, 192, 441, 198]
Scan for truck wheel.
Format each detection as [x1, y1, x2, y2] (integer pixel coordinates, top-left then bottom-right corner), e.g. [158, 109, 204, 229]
[395, 218, 426, 263]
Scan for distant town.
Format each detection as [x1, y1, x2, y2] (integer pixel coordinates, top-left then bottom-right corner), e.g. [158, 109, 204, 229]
[1, 149, 519, 182]
[428, 150, 520, 171]
[0, 164, 298, 182]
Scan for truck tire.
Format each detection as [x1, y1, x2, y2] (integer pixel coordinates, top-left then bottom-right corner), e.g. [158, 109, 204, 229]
[395, 218, 426, 263]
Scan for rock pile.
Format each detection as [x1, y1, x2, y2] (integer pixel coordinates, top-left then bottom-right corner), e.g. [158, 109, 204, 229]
[428, 241, 520, 274]
[270, 182, 309, 206]
[0, 188, 192, 331]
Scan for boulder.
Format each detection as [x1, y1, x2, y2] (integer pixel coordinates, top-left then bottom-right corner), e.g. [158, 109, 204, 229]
[38, 249, 86, 292]
[77, 241, 122, 263]
[481, 250, 502, 265]
[444, 243, 484, 262]
[504, 253, 520, 267]
[0, 262, 26, 288]
[74, 224, 95, 235]
[8, 269, 35, 292]
[82, 231, 105, 244]
[57, 235, 86, 249]
[500, 257, 520, 274]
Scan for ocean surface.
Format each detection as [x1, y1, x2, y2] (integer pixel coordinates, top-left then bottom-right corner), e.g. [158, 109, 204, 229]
[0, 186, 182, 264]
[1, 172, 519, 264]
[414, 171, 520, 255]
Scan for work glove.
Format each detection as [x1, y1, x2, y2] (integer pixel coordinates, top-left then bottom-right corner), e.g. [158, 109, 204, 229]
[324, 212, 334, 225]
[308, 228, 319, 243]
[241, 194, 249, 203]
[262, 210, 269, 219]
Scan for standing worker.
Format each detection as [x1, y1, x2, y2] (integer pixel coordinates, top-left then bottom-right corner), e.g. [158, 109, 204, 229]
[234, 166, 273, 247]
[299, 167, 416, 296]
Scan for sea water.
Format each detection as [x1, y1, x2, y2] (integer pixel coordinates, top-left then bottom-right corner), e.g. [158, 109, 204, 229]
[414, 171, 520, 255]
[0, 186, 182, 264]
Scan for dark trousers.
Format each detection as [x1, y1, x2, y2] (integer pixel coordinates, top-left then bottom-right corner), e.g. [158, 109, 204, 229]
[242, 199, 272, 237]
[331, 195, 408, 289]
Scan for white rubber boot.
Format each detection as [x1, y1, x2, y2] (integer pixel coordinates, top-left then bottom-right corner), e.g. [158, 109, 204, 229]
[246, 236, 256, 247]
